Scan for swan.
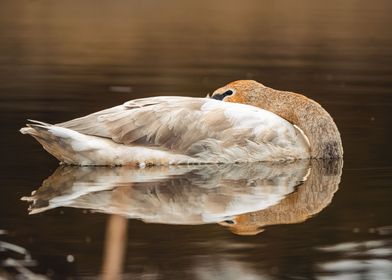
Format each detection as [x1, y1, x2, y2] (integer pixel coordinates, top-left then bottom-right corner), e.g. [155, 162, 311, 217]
[20, 80, 343, 166]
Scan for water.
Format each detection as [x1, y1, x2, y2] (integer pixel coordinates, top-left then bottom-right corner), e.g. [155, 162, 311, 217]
[1, 0, 392, 279]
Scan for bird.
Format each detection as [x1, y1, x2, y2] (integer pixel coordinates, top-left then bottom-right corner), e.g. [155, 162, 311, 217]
[20, 80, 343, 166]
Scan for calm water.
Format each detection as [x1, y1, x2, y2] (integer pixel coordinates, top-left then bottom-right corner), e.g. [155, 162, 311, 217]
[1, 0, 392, 279]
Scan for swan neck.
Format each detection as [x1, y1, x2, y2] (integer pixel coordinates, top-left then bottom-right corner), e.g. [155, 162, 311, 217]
[251, 88, 343, 158]
[294, 99, 343, 158]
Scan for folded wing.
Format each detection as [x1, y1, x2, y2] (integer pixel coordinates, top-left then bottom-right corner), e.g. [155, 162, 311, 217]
[58, 96, 310, 161]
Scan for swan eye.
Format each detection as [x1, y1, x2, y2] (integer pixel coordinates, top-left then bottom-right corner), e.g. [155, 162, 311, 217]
[212, 89, 234, 100]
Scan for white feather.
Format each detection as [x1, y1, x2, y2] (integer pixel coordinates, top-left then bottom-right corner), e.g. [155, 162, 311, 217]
[21, 97, 310, 165]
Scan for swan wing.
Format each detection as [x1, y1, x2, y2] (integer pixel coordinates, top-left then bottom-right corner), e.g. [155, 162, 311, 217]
[58, 97, 310, 161]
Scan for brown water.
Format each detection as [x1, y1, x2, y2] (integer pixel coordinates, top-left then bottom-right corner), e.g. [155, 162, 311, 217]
[1, 0, 392, 279]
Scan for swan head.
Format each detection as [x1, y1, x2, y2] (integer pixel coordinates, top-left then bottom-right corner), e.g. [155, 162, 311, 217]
[210, 79, 299, 125]
[219, 217, 265, 236]
[210, 80, 265, 104]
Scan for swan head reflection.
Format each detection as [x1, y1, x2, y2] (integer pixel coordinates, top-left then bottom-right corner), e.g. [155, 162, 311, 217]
[23, 159, 342, 235]
[219, 159, 343, 235]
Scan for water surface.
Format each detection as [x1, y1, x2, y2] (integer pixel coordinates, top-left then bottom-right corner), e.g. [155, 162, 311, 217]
[1, 0, 391, 279]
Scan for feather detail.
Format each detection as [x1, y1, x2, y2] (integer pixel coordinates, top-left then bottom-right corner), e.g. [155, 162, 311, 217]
[21, 96, 310, 165]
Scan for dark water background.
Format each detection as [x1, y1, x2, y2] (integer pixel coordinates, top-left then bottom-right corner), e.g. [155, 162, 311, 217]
[1, 0, 391, 279]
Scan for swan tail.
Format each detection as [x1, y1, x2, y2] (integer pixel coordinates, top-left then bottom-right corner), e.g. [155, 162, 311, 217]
[20, 120, 196, 166]
[20, 120, 104, 165]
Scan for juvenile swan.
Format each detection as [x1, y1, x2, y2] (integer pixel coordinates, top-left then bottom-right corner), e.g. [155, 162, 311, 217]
[20, 80, 343, 166]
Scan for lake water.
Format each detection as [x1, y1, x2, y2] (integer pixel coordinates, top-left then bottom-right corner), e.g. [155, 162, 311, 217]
[1, 0, 391, 279]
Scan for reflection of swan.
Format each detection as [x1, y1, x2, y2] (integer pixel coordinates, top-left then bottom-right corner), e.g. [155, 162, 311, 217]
[20, 80, 342, 166]
[23, 161, 309, 224]
[23, 159, 342, 235]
